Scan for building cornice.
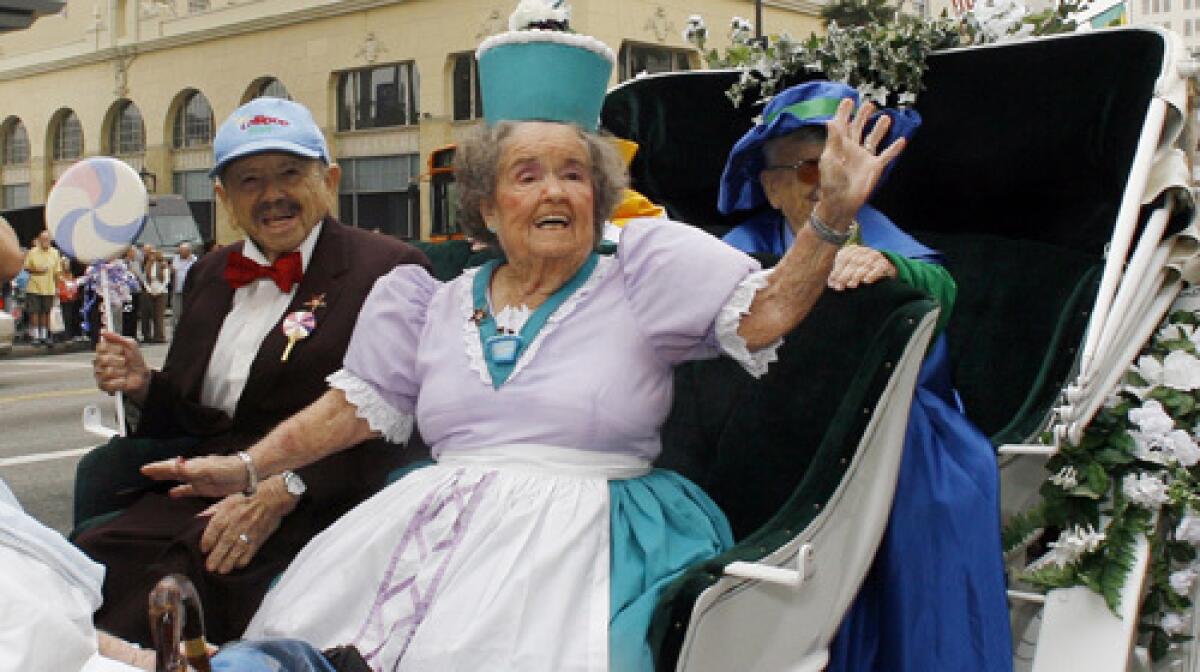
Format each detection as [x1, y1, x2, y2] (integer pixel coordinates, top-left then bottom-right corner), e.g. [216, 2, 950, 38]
[0, 0, 406, 81]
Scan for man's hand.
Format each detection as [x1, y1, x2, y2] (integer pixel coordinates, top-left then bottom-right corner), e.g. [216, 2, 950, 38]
[828, 245, 897, 291]
[143, 454, 249, 499]
[93, 330, 152, 406]
[197, 477, 297, 574]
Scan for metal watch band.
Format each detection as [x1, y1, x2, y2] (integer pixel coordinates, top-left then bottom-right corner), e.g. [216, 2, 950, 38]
[237, 450, 259, 496]
[809, 212, 853, 246]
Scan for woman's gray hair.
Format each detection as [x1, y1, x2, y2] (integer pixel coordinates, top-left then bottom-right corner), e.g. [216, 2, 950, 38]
[762, 125, 827, 166]
[455, 121, 628, 250]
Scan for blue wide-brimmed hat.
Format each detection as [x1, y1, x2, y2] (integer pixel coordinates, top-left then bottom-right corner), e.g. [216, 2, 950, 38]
[717, 81, 922, 215]
[477, 30, 615, 132]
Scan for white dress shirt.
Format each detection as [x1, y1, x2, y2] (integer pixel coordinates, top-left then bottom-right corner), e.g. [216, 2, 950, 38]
[199, 223, 322, 417]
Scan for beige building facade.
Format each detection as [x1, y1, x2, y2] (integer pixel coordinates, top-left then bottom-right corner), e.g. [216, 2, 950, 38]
[0, 0, 820, 244]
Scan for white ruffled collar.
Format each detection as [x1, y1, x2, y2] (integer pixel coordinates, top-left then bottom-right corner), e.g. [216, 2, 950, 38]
[458, 255, 614, 387]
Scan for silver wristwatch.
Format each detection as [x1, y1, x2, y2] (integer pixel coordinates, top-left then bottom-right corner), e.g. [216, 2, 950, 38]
[281, 470, 307, 499]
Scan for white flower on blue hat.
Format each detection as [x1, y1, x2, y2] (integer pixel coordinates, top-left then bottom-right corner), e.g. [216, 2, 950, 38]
[509, 0, 570, 31]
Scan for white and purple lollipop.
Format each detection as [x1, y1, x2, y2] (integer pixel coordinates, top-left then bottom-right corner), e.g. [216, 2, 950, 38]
[47, 157, 148, 438]
[46, 157, 147, 263]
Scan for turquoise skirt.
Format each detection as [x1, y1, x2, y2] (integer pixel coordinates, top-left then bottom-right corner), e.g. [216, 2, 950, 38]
[609, 469, 734, 671]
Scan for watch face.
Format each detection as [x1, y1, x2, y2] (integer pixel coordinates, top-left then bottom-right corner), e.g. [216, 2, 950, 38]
[283, 471, 307, 497]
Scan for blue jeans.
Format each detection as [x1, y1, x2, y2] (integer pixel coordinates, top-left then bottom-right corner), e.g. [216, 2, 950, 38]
[212, 638, 334, 672]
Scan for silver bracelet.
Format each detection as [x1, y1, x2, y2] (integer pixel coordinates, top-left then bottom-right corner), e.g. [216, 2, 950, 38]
[236, 450, 258, 496]
[809, 212, 853, 246]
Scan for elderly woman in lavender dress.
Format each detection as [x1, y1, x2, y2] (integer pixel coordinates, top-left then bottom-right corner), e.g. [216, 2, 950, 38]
[143, 24, 905, 672]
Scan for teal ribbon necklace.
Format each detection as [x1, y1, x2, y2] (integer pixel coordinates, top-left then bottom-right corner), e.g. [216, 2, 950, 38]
[472, 253, 599, 390]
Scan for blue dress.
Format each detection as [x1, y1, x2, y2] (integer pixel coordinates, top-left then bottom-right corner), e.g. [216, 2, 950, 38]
[723, 208, 1013, 672]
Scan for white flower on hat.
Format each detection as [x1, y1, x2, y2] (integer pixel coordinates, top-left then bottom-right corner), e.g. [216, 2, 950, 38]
[508, 0, 570, 31]
[1123, 472, 1171, 510]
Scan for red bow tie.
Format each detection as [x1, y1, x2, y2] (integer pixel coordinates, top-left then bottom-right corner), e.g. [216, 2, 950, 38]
[224, 250, 304, 293]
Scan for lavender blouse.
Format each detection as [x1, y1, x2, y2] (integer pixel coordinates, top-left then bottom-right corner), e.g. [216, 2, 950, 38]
[330, 218, 776, 462]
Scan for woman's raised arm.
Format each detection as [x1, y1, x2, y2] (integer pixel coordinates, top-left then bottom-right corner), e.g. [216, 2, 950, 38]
[143, 388, 378, 498]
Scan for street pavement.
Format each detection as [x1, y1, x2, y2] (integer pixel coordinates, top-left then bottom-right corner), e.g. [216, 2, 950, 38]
[0, 342, 168, 533]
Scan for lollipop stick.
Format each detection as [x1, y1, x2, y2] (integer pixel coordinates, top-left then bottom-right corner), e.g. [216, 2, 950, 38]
[281, 337, 297, 363]
[100, 270, 128, 438]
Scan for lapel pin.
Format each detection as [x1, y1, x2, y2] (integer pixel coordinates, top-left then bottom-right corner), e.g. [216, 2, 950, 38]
[281, 311, 316, 362]
[303, 293, 327, 312]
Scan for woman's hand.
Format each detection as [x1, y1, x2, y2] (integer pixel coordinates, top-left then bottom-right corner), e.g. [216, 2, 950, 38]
[198, 478, 296, 574]
[814, 99, 907, 228]
[142, 454, 249, 498]
[828, 245, 897, 291]
[93, 330, 152, 406]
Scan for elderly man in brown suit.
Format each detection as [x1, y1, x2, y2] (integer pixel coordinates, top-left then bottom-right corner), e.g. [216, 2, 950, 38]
[75, 97, 429, 646]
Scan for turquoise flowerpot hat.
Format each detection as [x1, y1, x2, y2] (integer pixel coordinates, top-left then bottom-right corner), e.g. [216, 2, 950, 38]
[476, 18, 615, 131]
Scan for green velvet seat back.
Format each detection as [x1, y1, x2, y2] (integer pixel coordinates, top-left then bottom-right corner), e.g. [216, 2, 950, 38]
[914, 233, 1100, 444]
[658, 280, 931, 540]
[651, 280, 935, 668]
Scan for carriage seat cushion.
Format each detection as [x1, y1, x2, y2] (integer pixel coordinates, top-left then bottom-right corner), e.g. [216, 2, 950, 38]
[914, 232, 1100, 445]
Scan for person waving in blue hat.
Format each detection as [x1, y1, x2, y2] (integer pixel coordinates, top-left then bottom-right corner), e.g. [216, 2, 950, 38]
[720, 80, 1013, 672]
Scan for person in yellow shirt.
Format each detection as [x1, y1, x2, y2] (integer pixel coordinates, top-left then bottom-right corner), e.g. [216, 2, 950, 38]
[23, 230, 61, 346]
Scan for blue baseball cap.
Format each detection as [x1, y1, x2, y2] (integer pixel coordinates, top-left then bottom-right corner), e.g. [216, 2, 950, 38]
[718, 81, 921, 215]
[209, 98, 330, 177]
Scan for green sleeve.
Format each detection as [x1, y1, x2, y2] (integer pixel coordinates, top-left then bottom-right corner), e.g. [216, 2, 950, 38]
[880, 250, 957, 337]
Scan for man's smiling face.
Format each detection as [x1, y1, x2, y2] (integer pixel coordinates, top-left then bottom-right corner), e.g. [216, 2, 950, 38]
[215, 152, 340, 261]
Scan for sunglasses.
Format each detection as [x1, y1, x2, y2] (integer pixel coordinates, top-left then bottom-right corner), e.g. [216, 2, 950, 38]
[762, 159, 820, 185]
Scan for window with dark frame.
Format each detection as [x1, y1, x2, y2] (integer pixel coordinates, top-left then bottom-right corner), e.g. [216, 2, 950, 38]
[452, 53, 483, 121]
[2, 120, 29, 165]
[111, 101, 145, 155]
[258, 78, 291, 100]
[2, 184, 29, 208]
[337, 62, 420, 131]
[338, 154, 421, 239]
[173, 170, 215, 242]
[54, 111, 83, 161]
[618, 42, 693, 81]
[173, 91, 215, 149]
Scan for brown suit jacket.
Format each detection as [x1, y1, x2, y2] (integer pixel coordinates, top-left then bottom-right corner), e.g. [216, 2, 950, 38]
[75, 217, 431, 644]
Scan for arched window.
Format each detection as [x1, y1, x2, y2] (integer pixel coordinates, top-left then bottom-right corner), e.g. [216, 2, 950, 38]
[173, 91, 214, 149]
[109, 100, 145, 155]
[2, 119, 29, 165]
[53, 110, 84, 161]
[258, 78, 290, 100]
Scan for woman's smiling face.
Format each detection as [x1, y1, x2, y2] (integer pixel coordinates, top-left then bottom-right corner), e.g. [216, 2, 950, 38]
[481, 122, 596, 266]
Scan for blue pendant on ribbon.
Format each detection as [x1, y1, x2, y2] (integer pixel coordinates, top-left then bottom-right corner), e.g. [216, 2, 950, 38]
[486, 333, 522, 365]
